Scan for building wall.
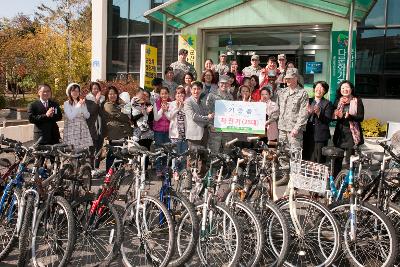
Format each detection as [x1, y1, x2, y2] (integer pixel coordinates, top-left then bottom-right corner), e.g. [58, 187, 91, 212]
[92, 0, 108, 81]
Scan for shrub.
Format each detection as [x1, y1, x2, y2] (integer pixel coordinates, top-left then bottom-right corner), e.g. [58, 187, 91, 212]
[361, 118, 387, 137]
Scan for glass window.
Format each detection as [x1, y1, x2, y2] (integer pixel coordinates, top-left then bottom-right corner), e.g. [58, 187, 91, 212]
[150, 35, 179, 72]
[385, 75, 400, 97]
[387, 0, 400, 26]
[129, 0, 150, 35]
[108, 0, 129, 36]
[356, 29, 384, 74]
[107, 38, 128, 73]
[128, 37, 149, 73]
[384, 29, 400, 72]
[355, 74, 380, 97]
[362, 0, 386, 27]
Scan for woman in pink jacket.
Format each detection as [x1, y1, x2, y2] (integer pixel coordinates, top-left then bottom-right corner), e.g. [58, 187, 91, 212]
[153, 86, 171, 177]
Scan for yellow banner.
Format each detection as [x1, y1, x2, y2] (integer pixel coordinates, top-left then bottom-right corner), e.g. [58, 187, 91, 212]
[178, 34, 196, 66]
[140, 44, 158, 89]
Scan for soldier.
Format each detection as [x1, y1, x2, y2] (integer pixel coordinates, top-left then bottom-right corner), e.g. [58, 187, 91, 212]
[214, 53, 229, 76]
[170, 49, 197, 85]
[276, 68, 308, 150]
[242, 54, 262, 77]
[206, 74, 234, 153]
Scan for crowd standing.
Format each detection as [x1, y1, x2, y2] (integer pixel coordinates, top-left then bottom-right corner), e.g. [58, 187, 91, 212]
[28, 48, 364, 181]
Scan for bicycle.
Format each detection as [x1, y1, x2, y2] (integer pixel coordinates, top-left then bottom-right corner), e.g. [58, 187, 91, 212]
[184, 148, 243, 266]
[0, 137, 33, 260]
[276, 147, 342, 267]
[215, 138, 265, 267]
[68, 143, 125, 266]
[118, 143, 175, 267]
[326, 145, 398, 266]
[154, 142, 200, 267]
[17, 143, 76, 267]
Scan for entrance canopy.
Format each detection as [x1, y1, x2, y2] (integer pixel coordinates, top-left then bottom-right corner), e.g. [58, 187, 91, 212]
[144, 0, 377, 30]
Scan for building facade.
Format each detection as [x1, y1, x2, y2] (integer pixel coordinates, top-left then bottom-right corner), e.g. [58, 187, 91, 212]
[92, 0, 400, 122]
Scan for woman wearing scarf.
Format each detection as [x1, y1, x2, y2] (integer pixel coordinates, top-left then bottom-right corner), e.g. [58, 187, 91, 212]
[333, 80, 364, 176]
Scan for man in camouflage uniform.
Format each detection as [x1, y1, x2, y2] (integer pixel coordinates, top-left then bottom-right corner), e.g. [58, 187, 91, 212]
[206, 75, 234, 153]
[276, 68, 308, 149]
[214, 53, 229, 76]
[242, 54, 262, 77]
[170, 48, 197, 84]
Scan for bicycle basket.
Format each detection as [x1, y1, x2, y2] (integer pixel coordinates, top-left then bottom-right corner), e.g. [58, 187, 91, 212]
[289, 159, 329, 194]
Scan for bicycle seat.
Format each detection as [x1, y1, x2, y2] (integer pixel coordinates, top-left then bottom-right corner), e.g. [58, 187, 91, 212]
[372, 152, 385, 162]
[322, 146, 344, 158]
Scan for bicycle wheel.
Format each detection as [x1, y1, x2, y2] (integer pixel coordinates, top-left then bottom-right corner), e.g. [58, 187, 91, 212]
[251, 196, 289, 266]
[31, 196, 76, 267]
[196, 202, 242, 267]
[18, 193, 34, 267]
[229, 199, 264, 267]
[121, 195, 175, 267]
[69, 195, 122, 266]
[330, 200, 398, 267]
[0, 188, 20, 260]
[384, 202, 400, 266]
[165, 189, 199, 267]
[277, 196, 341, 267]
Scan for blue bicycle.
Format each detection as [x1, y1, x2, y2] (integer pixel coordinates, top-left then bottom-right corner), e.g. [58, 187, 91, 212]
[0, 136, 37, 261]
[157, 143, 199, 267]
[322, 146, 398, 266]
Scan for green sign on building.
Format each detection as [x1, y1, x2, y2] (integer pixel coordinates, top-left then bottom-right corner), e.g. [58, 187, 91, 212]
[330, 31, 356, 102]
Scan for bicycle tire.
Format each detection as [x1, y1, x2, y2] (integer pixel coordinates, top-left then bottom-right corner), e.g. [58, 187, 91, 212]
[230, 199, 264, 267]
[196, 202, 243, 267]
[277, 196, 341, 267]
[166, 189, 199, 267]
[70, 195, 122, 266]
[121, 195, 175, 267]
[381, 202, 400, 266]
[17, 193, 34, 267]
[251, 196, 289, 267]
[31, 196, 76, 267]
[0, 188, 20, 260]
[329, 200, 398, 267]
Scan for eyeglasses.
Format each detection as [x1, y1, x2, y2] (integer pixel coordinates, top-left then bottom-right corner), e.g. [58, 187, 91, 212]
[251, 59, 259, 61]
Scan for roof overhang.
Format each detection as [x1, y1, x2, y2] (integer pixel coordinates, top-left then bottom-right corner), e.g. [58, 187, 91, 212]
[144, 0, 377, 30]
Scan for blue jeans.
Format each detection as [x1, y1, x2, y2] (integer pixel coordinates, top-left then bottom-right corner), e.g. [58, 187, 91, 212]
[154, 131, 170, 176]
[171, 138, 188, 172]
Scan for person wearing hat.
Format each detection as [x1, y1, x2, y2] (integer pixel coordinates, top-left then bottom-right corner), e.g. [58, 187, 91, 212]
[206, 74, 234, 153]
[170, 48, 197, 85]
[242, 54, 262, 77]
[277, 54, 287, 73]
[214, 53, 229, 76]
[28, 84, 62, 145]
[303, 81, 333, 163]
[63, 83, 93, 151]
[276, 68, 308, 150]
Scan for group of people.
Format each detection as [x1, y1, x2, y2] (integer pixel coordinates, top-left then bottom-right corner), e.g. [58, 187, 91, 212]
[27, 50, 364, 181]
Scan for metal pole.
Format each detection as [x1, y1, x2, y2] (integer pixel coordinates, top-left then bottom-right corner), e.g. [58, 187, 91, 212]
[346, 0, 355, 80]
[162, 14, 167, 79]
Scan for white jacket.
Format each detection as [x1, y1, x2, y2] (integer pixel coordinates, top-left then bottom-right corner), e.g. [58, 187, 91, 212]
[165, 101, 187, 139]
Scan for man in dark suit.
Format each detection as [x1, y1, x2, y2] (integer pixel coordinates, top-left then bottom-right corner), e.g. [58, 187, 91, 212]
[28, 84, 62, 145]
